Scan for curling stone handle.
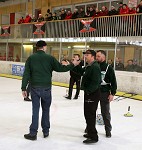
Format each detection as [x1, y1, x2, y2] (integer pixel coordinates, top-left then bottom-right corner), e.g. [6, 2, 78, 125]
[128, 106, 130, 111]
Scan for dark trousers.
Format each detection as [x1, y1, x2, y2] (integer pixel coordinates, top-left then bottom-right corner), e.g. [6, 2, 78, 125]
[100, 92, 112, 132]
[68, 77, 81, 98]
[30, 87, 51, 135]
[84, 88, 100, 140]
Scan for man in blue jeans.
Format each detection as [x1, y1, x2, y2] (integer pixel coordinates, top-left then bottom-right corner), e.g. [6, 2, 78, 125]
[21, 40, 80, 140]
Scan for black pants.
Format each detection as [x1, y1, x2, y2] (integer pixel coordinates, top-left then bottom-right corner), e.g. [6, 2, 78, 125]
[84, 88, 100, 140]
[68, 77, 81, 98]
[100, 92, 112, 132]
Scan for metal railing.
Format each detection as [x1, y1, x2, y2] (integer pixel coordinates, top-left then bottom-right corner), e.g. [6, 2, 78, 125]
[0, 13, 142, 39]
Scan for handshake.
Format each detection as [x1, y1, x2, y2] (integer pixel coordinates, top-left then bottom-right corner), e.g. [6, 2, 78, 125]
[61, 58, 81, 66]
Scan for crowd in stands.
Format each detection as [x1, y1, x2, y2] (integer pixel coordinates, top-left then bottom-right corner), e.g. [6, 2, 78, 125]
[18, 1, 142, 24]
[0, 53, 20, 62]
[108, 57, 142, 72]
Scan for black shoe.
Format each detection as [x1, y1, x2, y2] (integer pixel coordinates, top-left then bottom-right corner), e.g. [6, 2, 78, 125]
[84, 128, 88, 133]
[73, 97, 78, 100]
[24, 133, 37, 140]
[24, 97, 32, 101]
[65, 96, 71, 100]
[43, 133, 49, 138]
[83, 138, 98, 144]
[106, 131, 111, 138]
[83, 134, 90, 138]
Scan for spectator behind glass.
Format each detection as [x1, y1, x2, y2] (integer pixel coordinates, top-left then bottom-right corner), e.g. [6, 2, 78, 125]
[133, 59, 142, 72]
[78, 7, 85, 18]
[61, 9, 66, 20]
[108, 6, 118, 16]
[107, 59, 114, 67]
[15, 54, 20, 62]
[18, 16, 25, 24]
[37, 14, 44, 22]
[115, 57, 124, 71]
[24, 14, 31, 23]
[65, 10, 72, 20]
[100, 6, 108, 16]
[136, 0, 142, 13]
[72, 8, 79, 19]
[125, 59, 134, 72]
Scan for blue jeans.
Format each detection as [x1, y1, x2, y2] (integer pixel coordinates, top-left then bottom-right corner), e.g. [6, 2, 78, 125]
[30, 87, 51, 135]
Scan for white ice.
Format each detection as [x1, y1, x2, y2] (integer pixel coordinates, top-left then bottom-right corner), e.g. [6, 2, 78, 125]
[0, 77, 142, 150]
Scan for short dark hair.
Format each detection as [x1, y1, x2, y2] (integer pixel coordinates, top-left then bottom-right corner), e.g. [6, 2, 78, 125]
[36, 40, 47, 48]
[96, 50, 106, 56]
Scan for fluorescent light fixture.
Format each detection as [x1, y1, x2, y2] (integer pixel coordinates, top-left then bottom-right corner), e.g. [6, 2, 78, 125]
[73, 45, 90, 48]
[23, 45, 33, 49]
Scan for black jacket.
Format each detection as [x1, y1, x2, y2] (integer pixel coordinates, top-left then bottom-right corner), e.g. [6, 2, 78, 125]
[99, 61, 117, 95]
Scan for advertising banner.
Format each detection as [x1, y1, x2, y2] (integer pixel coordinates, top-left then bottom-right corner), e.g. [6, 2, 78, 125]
[12, 64, 25, 76]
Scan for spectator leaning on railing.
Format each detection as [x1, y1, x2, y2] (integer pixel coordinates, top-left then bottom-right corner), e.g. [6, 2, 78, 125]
[37, 14, 44, 22]
[108, 6, 118, 16]
[71, 8, 79, 19]
[118, 2, 123, 13]
[100, 6, 108, 16]
[31, 15, 37, 22]
[93, 8, 101, 17]
[24, 14, 31, 23]
[18, 16, 25, 24]
[78, 7, 85, 18]
[136, 0, 142, 13]
[52, 13, 57, 20]
[65, 10, 72, 20]
[61, 9, 67, 20]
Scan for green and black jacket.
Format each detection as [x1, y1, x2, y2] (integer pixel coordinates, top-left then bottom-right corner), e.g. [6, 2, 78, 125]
[81, 61, 101, 94]
[99, 61, 117, 95]
[21, 50, 74, 91]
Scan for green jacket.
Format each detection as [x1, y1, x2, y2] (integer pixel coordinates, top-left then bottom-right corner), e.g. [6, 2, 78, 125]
[21, 50, 74, 91]
[81, 61, 101, 94]
[99, 61, 117, 95]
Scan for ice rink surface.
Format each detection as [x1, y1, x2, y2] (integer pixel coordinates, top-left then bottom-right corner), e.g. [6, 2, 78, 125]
[0, 77, 142, 150]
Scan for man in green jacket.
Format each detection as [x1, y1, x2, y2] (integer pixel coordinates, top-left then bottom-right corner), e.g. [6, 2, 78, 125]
[21, 40, 80, 140]
[96, 50, 117, 138]
[81, 50, 101, 144]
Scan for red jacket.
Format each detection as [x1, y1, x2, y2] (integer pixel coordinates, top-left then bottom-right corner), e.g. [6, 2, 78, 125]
[65, 13, 72, 20]
[119, 6, 129, 15]
[18, 18, 25, 24]
[93, 12, 101, 18]
[24, 15, 31, 23]
[100, 7, 108, 16]
[129, 9, 136, 14]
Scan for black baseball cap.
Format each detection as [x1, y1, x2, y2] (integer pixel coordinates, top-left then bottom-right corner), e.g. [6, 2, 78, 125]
[36, 40, 47, 47]
[83, 50, 96, 57]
